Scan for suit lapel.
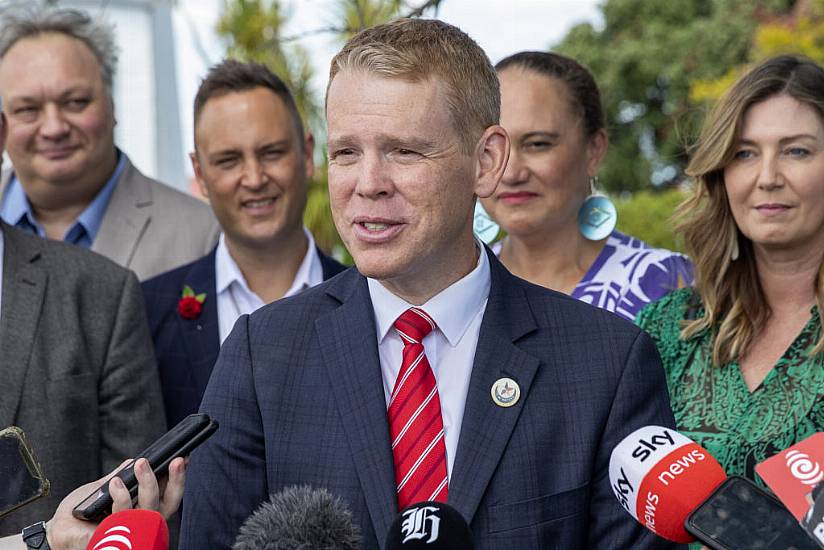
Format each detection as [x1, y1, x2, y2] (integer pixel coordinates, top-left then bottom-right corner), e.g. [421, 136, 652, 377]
[315, 270, 397, 544]
[178, 250, 220, 395]
[0, 225, 47, 428]
[92, 159, 151, 267]
[449, 250, 540, 524]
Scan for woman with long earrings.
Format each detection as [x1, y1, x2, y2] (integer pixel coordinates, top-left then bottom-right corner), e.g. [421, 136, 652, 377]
[481, 51, 692, 322]
[637, 54, 824, 482]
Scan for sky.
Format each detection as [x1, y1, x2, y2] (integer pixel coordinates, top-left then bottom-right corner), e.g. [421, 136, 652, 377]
[173, 0, 603, 173]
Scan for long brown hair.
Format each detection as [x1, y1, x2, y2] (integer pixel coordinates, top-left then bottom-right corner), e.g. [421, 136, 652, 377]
[679, 54, 824, 365]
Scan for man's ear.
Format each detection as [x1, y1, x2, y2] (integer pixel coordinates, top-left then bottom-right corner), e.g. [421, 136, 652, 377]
[190, 151, 210, 200]
[474, 124, 510, 199]
[0, 112, 7, 172]
[0, 112, 7, 150]
[303, 132, 315, 180]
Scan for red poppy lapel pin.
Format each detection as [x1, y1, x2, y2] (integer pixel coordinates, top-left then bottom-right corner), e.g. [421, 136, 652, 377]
[178, 285, 206, 320]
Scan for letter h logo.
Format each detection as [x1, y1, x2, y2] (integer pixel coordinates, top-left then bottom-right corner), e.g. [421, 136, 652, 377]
[401, 505, 441, 543]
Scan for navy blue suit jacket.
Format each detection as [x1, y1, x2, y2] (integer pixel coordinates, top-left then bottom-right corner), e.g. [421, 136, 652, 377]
[180, 249, 680, 549]
[142, 245, 347, 428]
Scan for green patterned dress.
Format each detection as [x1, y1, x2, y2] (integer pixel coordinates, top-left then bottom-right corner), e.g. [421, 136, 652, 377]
[637, 288, 823, 484]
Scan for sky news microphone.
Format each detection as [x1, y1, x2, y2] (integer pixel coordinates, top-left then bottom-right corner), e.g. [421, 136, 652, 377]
[232, 485, 360, 550]
[85, 509, 168, 550]
[609, 425, 727, 543]
[385, 501, 473, 549]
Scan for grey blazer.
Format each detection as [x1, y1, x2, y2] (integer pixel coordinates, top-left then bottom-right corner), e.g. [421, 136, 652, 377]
[0, 223, 166, 536]
[0, 155, 220, 281]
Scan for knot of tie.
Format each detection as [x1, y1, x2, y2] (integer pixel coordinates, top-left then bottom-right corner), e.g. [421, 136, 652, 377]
[393, 307, 435, 345]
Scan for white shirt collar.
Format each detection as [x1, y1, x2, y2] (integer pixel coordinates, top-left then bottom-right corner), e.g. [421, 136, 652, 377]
[367, 242, 490, 347]
[215, 228, 323, 300]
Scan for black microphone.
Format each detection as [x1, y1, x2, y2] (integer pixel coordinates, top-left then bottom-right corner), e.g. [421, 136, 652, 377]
[232, 485, 361, 550]
[385, 501, 474, 549]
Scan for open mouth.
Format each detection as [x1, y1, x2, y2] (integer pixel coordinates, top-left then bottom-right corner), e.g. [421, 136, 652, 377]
[362, 222, 392, 231]
[243, 198, 276, 208]
[353, 219, 404, 242]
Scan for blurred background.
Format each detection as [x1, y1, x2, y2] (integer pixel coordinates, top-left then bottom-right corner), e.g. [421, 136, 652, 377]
[4, 0, 822, 255]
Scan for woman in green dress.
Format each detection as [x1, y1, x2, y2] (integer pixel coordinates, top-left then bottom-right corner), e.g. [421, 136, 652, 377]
[637, 54, 824, 484]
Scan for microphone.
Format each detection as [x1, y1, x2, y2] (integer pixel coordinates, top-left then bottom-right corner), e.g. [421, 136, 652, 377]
[232, 485, 360, 550]
[757, 432, 824, 520]
[85, 509, 168, 550]
[608, 425, 727, 542]
[385, 501, 473, 549]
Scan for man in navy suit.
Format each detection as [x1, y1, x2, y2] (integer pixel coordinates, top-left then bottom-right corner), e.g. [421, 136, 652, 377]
[142, 60, 345, 428]
[181, 20, 678, 549]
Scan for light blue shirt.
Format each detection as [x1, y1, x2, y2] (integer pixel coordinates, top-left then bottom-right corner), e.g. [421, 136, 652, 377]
[0, 151, 126, 248]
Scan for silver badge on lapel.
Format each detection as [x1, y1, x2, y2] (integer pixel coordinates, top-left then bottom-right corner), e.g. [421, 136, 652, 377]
[491, 377, 520, 408]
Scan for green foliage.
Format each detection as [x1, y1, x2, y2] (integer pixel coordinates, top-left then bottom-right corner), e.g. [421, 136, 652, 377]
[337, 0, 404, 39]
[615, 188, 689, 252]
[217, 0, 321, 133]
[692, 1, 824, 103]
[555, 0, 795, 193]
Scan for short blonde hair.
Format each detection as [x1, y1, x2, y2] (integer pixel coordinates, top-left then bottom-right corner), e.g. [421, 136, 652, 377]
[679, 54, 824, 365]
[327, 18, 499, 153]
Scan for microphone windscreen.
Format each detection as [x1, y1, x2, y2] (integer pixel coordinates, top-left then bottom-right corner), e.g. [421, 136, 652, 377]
[609, 425, 726, 543]
[85, 509, 168, 550]
[232, 485, 360, 550]
[385, 501, 473, 549]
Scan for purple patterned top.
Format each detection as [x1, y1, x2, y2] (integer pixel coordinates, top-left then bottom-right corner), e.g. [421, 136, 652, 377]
[494, 231, 693, 321]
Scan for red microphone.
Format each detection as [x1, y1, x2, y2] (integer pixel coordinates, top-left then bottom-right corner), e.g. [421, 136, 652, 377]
[756, 432, 824, 520]
[85, 509, 168, 550]
[608, 425, 727, 543]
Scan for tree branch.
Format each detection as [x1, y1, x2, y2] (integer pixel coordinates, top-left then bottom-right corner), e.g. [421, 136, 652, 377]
[278, 0, 442, 44]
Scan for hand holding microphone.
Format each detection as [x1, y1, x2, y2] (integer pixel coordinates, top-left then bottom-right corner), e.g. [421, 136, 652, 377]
[3, 457, 185, 550]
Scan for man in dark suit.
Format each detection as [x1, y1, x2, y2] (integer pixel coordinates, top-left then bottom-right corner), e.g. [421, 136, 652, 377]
[143, 60, 345, 428]
[181, 20, 678, 549]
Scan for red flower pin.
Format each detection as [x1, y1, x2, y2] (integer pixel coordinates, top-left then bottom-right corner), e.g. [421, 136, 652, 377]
[178, 285, 206, 320]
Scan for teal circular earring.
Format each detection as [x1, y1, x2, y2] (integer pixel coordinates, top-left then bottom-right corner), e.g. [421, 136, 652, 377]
[473, 200, 500, 244]
[577, 177, 616, 241]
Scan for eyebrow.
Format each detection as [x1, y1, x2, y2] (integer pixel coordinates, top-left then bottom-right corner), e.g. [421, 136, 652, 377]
[7, 85, 93, 104]
[520, 131, 560, 141]
[207, 139, 291, 159]
[328, 134, 439, 151]
[738, 133, 820, 145]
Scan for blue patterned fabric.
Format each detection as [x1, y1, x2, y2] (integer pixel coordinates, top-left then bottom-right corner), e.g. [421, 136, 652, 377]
[571, 231, 693, 321]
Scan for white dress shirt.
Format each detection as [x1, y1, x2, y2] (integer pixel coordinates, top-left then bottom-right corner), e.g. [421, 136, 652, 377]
[215, 228, 323, 344]
[367, 244, 490, 477]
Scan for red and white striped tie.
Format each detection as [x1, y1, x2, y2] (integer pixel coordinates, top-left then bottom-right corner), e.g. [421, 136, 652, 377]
[388, 307, 449, 509]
